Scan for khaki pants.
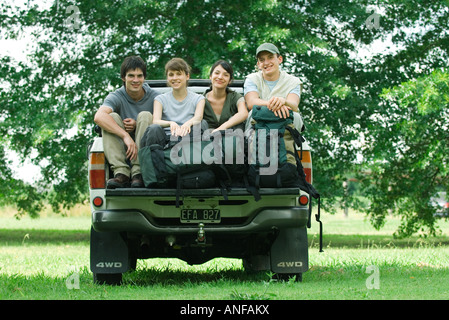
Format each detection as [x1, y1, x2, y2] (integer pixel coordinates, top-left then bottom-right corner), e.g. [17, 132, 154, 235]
[102, 111, 153, 177]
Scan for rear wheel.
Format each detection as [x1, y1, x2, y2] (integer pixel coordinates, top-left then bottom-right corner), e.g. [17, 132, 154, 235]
[93, 273, 122, 285]
[273, 273, 303, 282]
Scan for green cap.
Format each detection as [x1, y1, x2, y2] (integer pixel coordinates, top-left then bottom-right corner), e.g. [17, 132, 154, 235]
[256, 43, 280, 57]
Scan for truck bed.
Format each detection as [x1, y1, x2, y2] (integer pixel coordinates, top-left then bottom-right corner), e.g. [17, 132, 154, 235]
[105, 187, 301, 197]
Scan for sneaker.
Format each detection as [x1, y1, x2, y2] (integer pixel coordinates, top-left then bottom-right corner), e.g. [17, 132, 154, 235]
[107, 173, 130, 189]
[131, 174, 144, 188]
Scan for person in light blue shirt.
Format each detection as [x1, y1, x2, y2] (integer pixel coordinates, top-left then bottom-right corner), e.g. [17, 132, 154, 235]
[152, 58, 205, 137]
[141, 58, 206, 152]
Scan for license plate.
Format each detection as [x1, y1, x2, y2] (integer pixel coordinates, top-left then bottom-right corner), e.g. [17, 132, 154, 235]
[180, 208, 221, 223]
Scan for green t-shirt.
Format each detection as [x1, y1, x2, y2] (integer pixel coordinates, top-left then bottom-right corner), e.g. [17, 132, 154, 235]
[203, 88, 245, 131]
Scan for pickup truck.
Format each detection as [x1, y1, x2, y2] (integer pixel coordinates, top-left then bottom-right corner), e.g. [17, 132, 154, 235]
[88, 79, 322, 285]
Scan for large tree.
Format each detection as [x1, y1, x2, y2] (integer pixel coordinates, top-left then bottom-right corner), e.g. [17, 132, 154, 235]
[361, 69, 449, 237]
[0, 0, 448, 236]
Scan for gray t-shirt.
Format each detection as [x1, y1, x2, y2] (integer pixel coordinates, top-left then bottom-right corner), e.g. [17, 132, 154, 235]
[102, 83, 160, 120]
[155, 89, 205, 126]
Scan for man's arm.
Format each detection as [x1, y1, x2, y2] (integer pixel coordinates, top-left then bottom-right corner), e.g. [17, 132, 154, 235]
[94, 106, 138, 161]
[94, 106, 124, 136]
[284, 92, 300, 112]
[246, 91, 300, 118]
[268, 92, 300, 115]
[268, 93, 300, 119]
[244, 91, 269, 110]
[243, 77, 301, 117]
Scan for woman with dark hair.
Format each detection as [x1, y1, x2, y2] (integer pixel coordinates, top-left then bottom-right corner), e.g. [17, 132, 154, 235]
[203, 60, 248, 132]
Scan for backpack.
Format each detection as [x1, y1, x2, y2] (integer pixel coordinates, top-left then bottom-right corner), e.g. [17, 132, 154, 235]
[247, 106, 303, 187]
[139, 125, 229, 206]
[247, 106, 323, 251]
[214, 129, 249, 188]
[247, 106, 320, 194]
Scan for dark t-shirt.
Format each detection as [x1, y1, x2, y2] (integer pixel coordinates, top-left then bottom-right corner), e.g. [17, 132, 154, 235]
[203, 88, 244, 131]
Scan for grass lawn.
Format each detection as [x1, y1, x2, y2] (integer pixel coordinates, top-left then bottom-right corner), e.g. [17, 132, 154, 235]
[1, 205, 449, 301]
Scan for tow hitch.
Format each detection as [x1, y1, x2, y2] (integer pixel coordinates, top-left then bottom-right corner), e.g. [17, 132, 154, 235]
[197, 223, 206, 244]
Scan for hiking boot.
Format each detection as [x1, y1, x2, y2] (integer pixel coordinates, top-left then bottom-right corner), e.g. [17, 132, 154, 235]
[107, 173, 130, 189]
[131, 173, 145, 188]
[131, 174, 144, 188]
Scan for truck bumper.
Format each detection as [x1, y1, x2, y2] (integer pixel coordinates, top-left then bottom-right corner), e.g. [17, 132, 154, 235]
[92, 206, 309, 234]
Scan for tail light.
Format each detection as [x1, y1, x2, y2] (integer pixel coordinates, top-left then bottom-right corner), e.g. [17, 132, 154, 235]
[299, 149, 313, 184]
[89, 152, 106, 189]
[298, 194, 309, 206]
[92, 196, 104, 207]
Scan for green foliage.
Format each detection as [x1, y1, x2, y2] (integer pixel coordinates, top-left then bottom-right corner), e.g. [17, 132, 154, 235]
[361, 69, 449, 237]
[0, 0, 448, 236]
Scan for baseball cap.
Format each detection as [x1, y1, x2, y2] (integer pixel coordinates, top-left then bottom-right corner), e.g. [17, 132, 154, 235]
[256, 43, 280, 57]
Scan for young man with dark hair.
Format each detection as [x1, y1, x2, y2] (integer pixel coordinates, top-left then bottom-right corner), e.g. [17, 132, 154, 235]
[120, 55, 147, 85]
[94, 56, 160, 188]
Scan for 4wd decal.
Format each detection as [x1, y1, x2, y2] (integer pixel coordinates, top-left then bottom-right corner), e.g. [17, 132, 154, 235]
[95, 262, 123, 268]
[277, 261, 303, 268]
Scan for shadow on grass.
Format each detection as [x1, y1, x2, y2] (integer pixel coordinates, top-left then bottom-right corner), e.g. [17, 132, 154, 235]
[0, 229, 90, 245]
[3, 264, 449, 300]
[121, 259, 449, 289]
[2, 228, 449, 248]
[309, 233, 449, 249]
[123, 266, 269, 287]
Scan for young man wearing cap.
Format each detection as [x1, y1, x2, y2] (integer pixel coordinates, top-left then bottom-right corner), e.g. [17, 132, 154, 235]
[94, 56, 160, 189]
[244, 43, 302, 119]
[244, 43, 304, 167]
